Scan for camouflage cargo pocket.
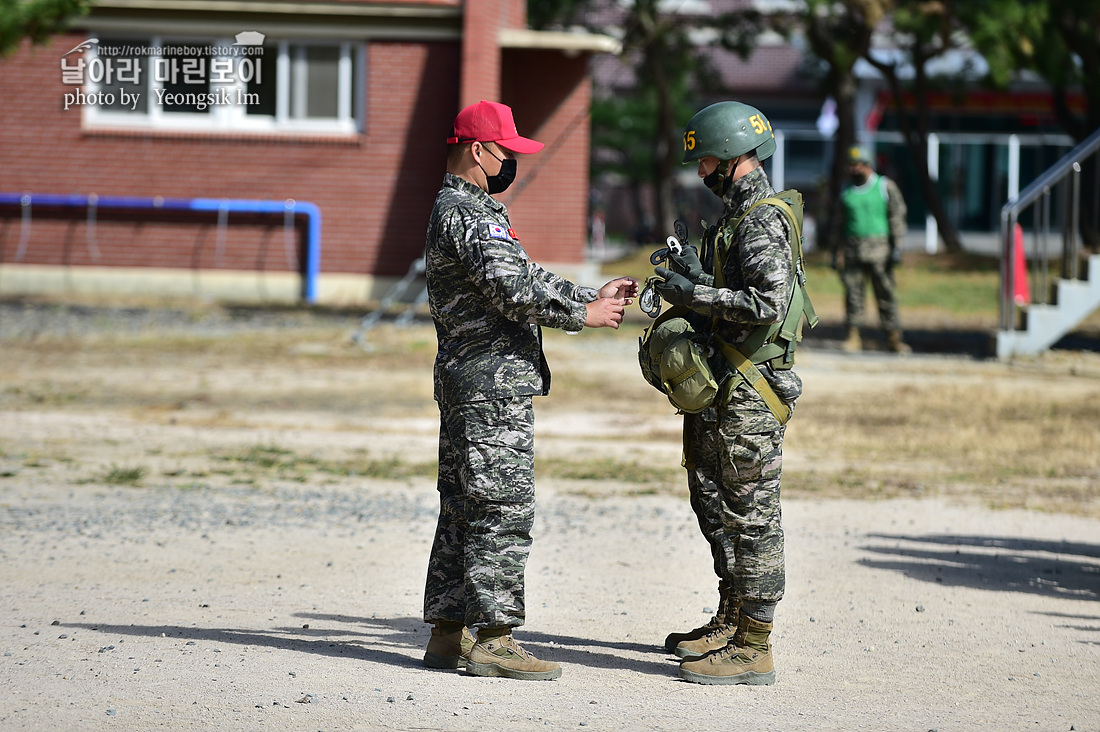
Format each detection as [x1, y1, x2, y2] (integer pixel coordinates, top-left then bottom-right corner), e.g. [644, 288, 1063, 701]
[456, 396, 535, 504]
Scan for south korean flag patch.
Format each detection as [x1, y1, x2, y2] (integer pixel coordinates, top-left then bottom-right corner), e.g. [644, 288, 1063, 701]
[482, 222, 514, 241]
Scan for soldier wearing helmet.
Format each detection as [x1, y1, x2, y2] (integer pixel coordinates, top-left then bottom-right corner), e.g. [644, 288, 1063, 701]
[835, 145, 911, 354]
[653, 100, 802, 685]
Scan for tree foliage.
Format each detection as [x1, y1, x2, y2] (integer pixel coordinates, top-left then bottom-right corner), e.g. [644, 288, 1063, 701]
[587, 0, 713, 240]
[959, 0, 1100, 141]
[862, 0, 965, 252]
[0, 0, 91, 57]
[548, 0, 1097, 246]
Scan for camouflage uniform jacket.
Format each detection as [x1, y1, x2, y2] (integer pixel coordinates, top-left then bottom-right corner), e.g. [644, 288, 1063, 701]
[426, 173, 599, 405]
[692, 166, 803, 408]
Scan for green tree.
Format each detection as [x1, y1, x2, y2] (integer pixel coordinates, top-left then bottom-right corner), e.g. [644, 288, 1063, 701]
[588, 0, 707, 242]
[960, 0, 1100, 249]
[861, 0, 965, 253]
[0, 0, 91, 57]
[721, 0, 886, 252]
[798, 0, 885, 253]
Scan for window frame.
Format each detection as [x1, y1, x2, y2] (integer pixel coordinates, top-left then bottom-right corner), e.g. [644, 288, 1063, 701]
[84, 35, 365, 135]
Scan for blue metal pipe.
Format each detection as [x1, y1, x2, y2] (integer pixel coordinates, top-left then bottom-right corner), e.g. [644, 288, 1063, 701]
[0, 192, 322, 303]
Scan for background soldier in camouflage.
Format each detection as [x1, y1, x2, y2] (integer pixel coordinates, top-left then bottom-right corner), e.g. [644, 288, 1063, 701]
[834, 145, 911, 354]
[422, 100, 638, 681]
[652, 100, 801, 685]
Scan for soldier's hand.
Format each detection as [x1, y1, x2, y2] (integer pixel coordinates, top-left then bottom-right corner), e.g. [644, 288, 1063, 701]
[653, 266, 695, 307]
[667, 245, 705, 283]
[584, 297, 627, 329]
[598, 276, 639, 305]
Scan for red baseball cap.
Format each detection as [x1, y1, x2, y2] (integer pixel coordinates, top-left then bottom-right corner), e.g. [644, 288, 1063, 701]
[446, 100, 544, 154]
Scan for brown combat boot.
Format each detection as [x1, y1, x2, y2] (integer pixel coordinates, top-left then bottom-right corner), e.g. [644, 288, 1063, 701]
[678, 614, 775, 686]
[887, 330, 912, 354]
[842, 326, 862, 352]
[466, 632, 562, 681]
[422, 623, 476, 669]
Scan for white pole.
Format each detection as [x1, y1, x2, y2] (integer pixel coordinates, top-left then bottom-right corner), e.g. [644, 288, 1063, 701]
[1007, 134, 1020, 203]
[773, 130, 785, 192]
[925, 132, 939, 254]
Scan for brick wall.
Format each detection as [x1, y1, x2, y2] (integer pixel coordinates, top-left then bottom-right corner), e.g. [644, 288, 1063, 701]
[0, 33, 462, 280]
[500, 48, 591, 265]
[0, 1, 596, 297]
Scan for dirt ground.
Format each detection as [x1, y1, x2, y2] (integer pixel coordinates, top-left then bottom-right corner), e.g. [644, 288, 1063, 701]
[1, 299, 1099, 731]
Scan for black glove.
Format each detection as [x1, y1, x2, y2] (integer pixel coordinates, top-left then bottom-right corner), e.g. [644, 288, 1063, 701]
[653, 266, 695, 307]
[666, 245, 705, 283]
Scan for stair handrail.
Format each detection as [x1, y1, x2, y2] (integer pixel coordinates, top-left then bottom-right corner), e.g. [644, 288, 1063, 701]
[1000, 126, 1100, 331]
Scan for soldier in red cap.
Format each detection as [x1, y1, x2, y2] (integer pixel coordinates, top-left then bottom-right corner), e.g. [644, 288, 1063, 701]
[421, 100, 637, 681]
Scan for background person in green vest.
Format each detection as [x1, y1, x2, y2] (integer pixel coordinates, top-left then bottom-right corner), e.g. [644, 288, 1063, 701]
[833, 145, 911, 354]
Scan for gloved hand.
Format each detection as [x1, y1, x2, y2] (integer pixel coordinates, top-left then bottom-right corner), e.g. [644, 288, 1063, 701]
[883, 245, 899, 275]
[666, 245, 705, 283]
[653, 266, 695, 307]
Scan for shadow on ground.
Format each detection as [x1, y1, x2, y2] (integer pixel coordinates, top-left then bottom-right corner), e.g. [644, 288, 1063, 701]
[858, 533, 1100, 604]
[63, 614, 675, 677]
[804, 320, 1100, 358]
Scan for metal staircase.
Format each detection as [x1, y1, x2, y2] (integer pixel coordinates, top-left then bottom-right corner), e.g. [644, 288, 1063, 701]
[996, 127, 1100, 359]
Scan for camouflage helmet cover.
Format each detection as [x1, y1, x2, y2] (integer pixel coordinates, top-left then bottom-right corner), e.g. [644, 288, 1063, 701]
[682, 101, 777, 164]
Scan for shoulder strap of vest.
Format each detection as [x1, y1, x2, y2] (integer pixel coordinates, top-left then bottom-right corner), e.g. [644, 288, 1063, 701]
[708, 192, 818, 425]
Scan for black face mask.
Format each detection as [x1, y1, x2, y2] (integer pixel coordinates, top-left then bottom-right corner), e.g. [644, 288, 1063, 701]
[702, 158, 736, 199]
[480, 146, 517, 194]
[703, 168, 731, 198]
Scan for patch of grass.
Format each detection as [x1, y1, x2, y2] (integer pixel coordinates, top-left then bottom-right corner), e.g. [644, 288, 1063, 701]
[101, 464, 147, 486]
[537, 457, 683, 486]
[606, 246, 1004, 322]
[787, 379, 1100, 515]
[323, 455, 437, 481]
[213, 444, 437, 482]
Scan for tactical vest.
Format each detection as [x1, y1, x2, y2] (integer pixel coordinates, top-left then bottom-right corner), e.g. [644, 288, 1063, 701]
[708, 189, 819, 425]
[841, 174, 889, 238]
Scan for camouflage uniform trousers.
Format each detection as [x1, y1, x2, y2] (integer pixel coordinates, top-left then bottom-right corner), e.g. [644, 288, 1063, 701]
[842, 234, 901, 332]
[424, 395, 535, 629]
[685, 406, 786, 605]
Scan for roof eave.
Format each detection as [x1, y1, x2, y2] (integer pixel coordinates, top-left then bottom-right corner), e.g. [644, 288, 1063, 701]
[498, 28, 622, 56]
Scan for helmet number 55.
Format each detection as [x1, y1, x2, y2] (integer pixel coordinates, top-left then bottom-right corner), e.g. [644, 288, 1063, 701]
[683, 130, 696, 151]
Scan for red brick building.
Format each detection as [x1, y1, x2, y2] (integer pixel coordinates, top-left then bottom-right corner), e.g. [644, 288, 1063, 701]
[0, 0, 618, 303]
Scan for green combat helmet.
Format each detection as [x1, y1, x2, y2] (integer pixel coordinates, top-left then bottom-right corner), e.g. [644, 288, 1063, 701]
[682, 101, 777, 164]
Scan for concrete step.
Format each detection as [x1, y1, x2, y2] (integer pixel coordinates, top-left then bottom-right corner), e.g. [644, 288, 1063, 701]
[997, 253, 1100, 358]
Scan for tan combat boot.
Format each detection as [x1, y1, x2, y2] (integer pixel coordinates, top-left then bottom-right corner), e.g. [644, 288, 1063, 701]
[677, 614, 775, 686]
[664, 615, 722, 653]
[663, 595, 737, 653]
[887, 330, 912, 354]
[673, 617, 740, 660]
[842, 326, 862, 353]
[422, 623, 476, 669]
[466, 632, 562, 681]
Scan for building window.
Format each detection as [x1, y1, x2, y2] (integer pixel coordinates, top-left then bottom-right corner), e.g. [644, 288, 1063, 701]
[83, 36, 364, 134]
